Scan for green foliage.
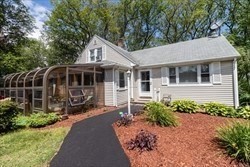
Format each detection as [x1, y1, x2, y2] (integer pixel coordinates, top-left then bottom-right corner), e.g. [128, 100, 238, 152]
[171, 100, 199, 113]
[0, 0, 35, 77]
[217, 122, 250, 164]
[0, 101, 20, 133]
[204, 102, 238, 117]
[16, 113, 60, 128]
[0, 0, 34, 52]
[237, 106, 250, 120]
[144, 101, 178, 127]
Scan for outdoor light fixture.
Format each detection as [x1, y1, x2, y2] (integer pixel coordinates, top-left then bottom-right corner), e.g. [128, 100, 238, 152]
[126, 70, 131, 116]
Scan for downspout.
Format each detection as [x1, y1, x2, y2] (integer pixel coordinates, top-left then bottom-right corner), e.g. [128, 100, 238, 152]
[233, 58, 239, 108]
[112, 67, 117, 107]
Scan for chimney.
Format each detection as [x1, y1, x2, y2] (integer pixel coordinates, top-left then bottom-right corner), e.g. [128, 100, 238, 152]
[117, 38, 126, 49]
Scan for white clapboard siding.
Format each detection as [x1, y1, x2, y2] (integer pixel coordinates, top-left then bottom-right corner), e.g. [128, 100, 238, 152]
[104, 69, 114, 106]
[117, 89, 128, 105]
[137, 61, 234, 106]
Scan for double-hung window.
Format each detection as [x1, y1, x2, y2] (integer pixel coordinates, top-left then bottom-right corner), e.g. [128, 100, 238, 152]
[201, 64, 210, 83]
[89, 47, 102, 62]
[119, 71, 125, 88]
[169, 67, 176, 84]
[90, 49, 95, 61]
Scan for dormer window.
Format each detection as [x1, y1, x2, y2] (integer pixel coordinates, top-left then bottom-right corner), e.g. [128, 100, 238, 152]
[89, 47, 102, 62]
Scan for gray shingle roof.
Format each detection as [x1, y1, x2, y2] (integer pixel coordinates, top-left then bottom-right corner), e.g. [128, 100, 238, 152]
[94, 35, 137, 64]
[130, 35, 240, 66]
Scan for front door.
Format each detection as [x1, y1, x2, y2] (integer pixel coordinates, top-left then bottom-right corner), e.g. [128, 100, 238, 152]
[139, 70, 152, 97]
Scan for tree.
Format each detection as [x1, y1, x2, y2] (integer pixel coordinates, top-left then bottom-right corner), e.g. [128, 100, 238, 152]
[223, 0, 250, 105]
[44, 0, 118, 65]
[0, 0, 35, 77]
[0, 0, 34, 52]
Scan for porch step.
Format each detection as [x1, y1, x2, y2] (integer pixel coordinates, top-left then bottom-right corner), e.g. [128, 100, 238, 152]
[132, 98, 152, 104]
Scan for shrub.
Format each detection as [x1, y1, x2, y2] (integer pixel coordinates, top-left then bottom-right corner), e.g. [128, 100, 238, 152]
[15, 115, 30, 128]
[204, 102, 237, 117]
[0, 101, 20, 133]
[116, 113, 133, 127]
[217, 122, 250, 164]
[171, 99, 199, 113]
[16, 113, 60, 128]
[28, 113, 60, 128]
[237, 105, 250, 120]
[144, 101, 178, 127]
[126, 130, 157, 152]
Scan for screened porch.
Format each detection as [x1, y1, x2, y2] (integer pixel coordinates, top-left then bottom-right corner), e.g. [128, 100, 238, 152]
[0, 64, 105, 115]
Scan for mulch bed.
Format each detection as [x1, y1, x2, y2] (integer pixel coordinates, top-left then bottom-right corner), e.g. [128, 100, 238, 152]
[113, 112, 247, 167]
[43, 106, 118, 129]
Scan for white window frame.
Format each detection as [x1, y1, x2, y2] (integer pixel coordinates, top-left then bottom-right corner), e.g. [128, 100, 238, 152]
[168, 64, 212, 86]
[118, 71, 126, 89]
[89, 47, 102, 62]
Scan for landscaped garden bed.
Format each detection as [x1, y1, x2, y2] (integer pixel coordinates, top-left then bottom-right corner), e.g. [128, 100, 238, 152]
[43, 106, 118, 129]
[114, 106, 248, 166]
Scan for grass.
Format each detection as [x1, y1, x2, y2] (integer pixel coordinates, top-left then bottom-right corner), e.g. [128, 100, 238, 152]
[0, 127, 69, 167]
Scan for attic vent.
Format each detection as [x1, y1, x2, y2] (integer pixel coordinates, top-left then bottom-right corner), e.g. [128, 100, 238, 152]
[208, 20, 224, 38]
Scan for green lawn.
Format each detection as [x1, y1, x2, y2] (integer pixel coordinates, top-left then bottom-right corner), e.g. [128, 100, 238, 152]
[0, 127, 69, 167]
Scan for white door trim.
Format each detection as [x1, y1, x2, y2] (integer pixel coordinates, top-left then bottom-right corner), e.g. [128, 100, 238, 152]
[138, 69, 152, 97]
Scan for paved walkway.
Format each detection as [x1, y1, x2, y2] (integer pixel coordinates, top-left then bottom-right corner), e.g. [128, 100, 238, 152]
[50, 105, 142, 167]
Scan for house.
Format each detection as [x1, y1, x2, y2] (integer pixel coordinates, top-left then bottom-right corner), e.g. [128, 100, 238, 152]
[76, 35, 240, 108]
[0, 34, 240, 114]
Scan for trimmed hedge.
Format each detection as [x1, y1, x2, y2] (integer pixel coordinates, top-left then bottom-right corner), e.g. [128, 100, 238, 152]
[0, 101, 20, 133]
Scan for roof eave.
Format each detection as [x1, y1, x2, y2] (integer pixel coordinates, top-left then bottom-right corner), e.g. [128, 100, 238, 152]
[135, 56, 240, 69]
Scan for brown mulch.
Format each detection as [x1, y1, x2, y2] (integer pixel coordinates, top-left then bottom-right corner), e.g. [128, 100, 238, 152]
[42, 106, 118, 129]
[113, 112, 247, 167]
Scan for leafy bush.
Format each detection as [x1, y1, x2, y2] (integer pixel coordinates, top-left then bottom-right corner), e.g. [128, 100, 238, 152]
[16, 113, 60, 128]
[126, 130, 157, 152]
[28, 113, 60, 128]
[144, 101, 178, 127]
[171, 99, 199, 113]
[0, 101, 20, 133]
[15, 115, 30, 128]
[204, 102, 237, 117]
[237, 105, 250, 119]
[217, 122, 250, 164]
[116, 113, 133, 127]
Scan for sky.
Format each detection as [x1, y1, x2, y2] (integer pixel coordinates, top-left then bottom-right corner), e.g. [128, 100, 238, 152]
[22, 0, 52, 39]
